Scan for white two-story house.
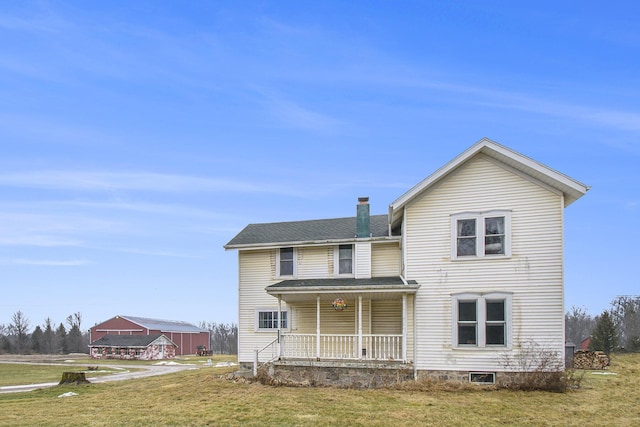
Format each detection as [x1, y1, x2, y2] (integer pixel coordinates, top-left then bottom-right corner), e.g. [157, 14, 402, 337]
[224, 138, 589, 385]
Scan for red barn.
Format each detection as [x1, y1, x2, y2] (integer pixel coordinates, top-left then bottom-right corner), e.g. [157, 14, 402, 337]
[89, 315, 210, 356]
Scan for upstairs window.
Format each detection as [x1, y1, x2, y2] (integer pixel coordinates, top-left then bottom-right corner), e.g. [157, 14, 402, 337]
[277, 247, 295, 277]
[452, 211, 511, 259]
[338, 244, 353, 275]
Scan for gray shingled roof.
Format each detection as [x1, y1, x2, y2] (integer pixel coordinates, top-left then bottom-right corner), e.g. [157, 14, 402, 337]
[121, 316, 208, 333]
[267, 276, 418, 289]
[89, 334, 173, 347]
[225, 214, 391, 248]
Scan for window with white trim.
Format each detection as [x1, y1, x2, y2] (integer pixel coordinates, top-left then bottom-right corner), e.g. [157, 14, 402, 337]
[453, 293, 511, 348]
[255, 309, 288, 331]
[335, 244, 353, 275]
[451, 211, 511, 259]
[277, 247, 296, 277]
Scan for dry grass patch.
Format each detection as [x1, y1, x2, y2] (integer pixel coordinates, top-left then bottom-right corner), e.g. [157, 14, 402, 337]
[0, 354, 639, 426]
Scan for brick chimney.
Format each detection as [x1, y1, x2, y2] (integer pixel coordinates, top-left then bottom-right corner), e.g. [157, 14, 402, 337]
[356, 197, 370, 238]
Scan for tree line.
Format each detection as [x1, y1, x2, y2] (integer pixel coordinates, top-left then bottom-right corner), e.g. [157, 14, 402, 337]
[198, 321, 238, 355]
[0, 311, 88, 355]
[0, 310, 239, 356]
[566, 295, 640, 354]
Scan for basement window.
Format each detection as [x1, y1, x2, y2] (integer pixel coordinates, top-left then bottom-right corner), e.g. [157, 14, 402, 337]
[469, 372, 495, 384]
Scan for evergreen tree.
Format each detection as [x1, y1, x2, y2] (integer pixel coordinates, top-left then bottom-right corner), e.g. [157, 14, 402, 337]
[42, 318, 55, 354]
[66, 313, 85, 353]
[589, 311, 618, 354]
[55, 323, 68, 354]
[31, 325, 44, 353]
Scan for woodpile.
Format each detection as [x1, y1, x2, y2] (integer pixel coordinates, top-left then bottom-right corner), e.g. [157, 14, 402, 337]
[573, 350, 610, 370]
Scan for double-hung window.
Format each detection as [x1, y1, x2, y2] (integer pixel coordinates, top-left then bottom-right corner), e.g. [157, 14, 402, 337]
[453, 293, 511, 348]
[277, 247, 295, 277]
[256, 309, 288, 331]
[452, 211, 511, 259]
[337, 244, 353, 275]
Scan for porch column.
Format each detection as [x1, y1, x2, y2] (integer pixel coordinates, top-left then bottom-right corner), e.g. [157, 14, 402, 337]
[316, 296, 321, 359]
[402, 293, 407, 362]
[358, 295, 363, 359]
[277, 296, 282, 358]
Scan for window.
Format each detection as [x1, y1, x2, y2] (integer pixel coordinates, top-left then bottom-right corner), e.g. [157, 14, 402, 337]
[453, 293, 511, 348]
[451, 211, 511, 259]
[277, 247, 295, 277]
[337, 244, 353, 275]
[256, 310, 288, 331]
[457, 300, 478, 345]
[469, 372, 496, 384]
[485, 300, 505, 345]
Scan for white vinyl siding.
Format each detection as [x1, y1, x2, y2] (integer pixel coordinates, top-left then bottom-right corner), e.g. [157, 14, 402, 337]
[405, 155, 565, 372]
[296, 246, 331, 279]
[371, 242, 401, 277]
[354, 242, 371, 278]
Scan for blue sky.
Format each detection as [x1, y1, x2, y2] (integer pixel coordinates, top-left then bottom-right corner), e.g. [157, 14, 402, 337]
[1, 1, 638, 331]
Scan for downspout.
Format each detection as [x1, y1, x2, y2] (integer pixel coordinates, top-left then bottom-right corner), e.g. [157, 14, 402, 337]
[358, 295, 363, 359]
[413, 293, 417, 381]
[402, 293, 407, 362]
[316, 296, 321, 360]
[277, 296, 282, 359]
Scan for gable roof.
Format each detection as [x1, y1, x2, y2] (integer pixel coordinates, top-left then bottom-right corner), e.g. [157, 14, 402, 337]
[119, 316, 208, 333]
[89, 334, 177, 348]
[388, 138, 590, 227]
[224, 214, 393, 249]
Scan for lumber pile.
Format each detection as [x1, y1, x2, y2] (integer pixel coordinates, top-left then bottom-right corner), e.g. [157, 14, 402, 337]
[573, 350, 610, 370]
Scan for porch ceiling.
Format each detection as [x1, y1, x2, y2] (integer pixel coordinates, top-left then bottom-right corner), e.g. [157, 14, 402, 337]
[266, 276, 419, 303]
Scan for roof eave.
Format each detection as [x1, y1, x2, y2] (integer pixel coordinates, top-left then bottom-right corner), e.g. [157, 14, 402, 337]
[225, 235, 401, 251]
[266, 284, 421, 294]
[388, 137, 589, 226]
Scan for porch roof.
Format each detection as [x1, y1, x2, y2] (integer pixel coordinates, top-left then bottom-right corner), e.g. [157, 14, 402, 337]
[266, 276, 419, 302]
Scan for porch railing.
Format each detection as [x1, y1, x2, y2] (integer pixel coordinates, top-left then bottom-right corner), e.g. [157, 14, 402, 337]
[253, 337, 279, 376]
[281, 333, 403, 361]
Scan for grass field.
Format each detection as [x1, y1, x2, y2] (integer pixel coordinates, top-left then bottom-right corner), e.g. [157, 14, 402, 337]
[1, 354, 639, 426]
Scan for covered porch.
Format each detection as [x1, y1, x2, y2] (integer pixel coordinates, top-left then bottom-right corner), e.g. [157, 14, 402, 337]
[264, 276, 419, 364]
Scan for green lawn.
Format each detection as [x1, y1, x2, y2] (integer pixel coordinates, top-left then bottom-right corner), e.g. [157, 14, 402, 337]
[1, 354, 639, 426]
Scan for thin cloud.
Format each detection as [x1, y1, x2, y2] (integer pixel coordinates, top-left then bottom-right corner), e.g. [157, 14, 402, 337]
[112, 247, 206, 259]
[0, 236, 82, 247]
[254, 88, 344, 133]
[0, 171, 264, 193]
[0, 258, 90, 266]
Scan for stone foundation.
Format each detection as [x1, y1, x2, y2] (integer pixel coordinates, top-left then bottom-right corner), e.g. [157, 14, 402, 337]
[262, 360, 414, 388]
[252, 360, 563, 389]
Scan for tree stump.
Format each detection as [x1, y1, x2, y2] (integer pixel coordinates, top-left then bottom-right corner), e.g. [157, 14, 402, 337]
[59, 372, 90, 385]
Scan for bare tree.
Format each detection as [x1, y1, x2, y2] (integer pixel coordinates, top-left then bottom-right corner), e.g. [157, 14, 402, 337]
[609, 296, 640, 351]
[200, 321, 238, 354]
[8, 311, 30, 354]
[565, 305, 595, 347]
[66, 312, 85, 353]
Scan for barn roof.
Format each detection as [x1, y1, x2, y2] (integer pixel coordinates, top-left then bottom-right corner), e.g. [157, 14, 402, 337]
[119, 315, 208, 333]
[89, 334, 176, 348]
